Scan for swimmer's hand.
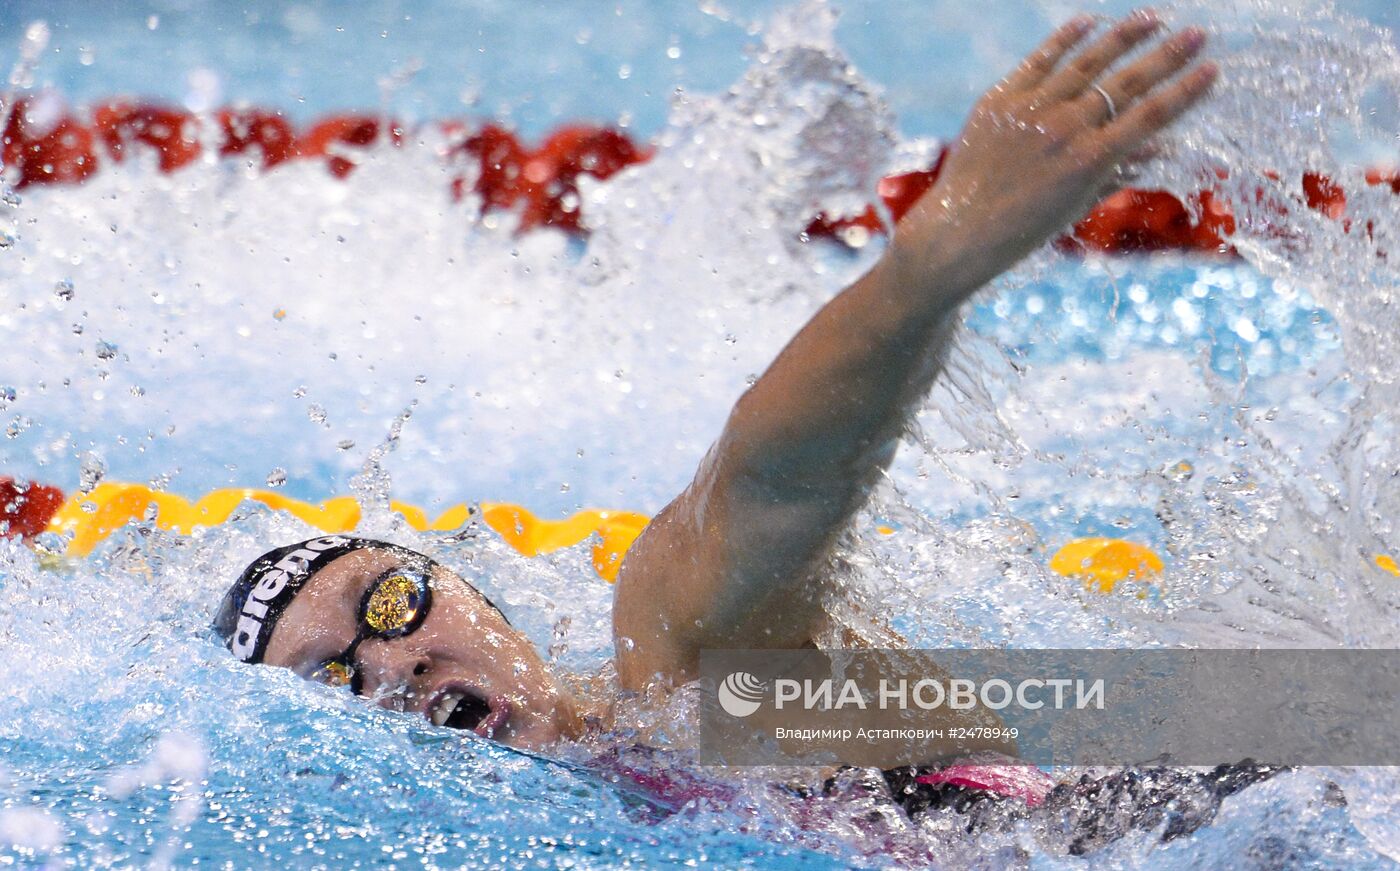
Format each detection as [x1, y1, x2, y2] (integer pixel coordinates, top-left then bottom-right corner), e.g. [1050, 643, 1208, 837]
[902, 9, 1217, 294]
[614, 11, 1217, 692]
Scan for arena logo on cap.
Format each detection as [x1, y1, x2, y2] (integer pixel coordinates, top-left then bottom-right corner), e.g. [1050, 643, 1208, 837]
[231, 535, 351, 660]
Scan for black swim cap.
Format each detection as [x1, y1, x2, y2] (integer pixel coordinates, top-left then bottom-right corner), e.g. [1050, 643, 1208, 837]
[213, 537, 509, 665]
[212, 536, 430, 664]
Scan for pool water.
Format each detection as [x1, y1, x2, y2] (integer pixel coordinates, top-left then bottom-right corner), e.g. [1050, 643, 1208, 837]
[3, 0, 1400, 867]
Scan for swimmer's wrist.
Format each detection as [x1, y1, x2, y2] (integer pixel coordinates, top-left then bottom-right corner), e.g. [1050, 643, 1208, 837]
[884, 208, 990, 319]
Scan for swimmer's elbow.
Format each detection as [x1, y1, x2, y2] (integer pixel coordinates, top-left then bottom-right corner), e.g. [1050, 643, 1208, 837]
[725, 434, 895, 534]
[724, 399, 893, 508]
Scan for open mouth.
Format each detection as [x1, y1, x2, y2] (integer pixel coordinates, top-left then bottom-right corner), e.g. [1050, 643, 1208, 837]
[427, 687, 512, 738]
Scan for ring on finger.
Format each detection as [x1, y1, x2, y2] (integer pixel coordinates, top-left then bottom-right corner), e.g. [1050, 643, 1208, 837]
[1091, 83, 1118, 122]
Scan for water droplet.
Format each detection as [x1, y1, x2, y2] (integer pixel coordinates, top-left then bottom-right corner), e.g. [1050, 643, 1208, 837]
[266, 468, 287, 488]
[307, 404, 328, 427]
[293, 385, 307, 398]
[0, 386, 13, 409]
[1163, 461, 1195, 483]
[71, 323, 83, 335]
[53, 279, 74, 301]
[337, 439, 356, 451]
[838, 225, 871, 249]
[95, 340, 118, 360]
[0, 230, 17, 249]
[560, 482, 571, 493]
[78, 451, 107, 494]
[13, 21, 48, 77]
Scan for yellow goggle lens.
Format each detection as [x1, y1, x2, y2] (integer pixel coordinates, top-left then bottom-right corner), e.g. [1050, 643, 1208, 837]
[312, 660, 354, 687]
[362, 572, 424, 634]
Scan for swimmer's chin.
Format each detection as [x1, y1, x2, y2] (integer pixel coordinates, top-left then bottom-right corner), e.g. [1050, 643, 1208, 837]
[497, 698, 584, 750]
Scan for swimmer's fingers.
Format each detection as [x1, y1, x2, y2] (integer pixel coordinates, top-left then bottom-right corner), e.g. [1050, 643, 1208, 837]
[1089, 62, 1219, 164]
[1041, 10, 1162, 101]
[1123, 141, 1165, 168]
[1076, 26, 1207, 125]
[1001, 17, 1097, 93]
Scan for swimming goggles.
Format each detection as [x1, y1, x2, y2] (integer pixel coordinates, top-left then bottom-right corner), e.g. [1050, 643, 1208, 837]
[310, 562, 434, 694]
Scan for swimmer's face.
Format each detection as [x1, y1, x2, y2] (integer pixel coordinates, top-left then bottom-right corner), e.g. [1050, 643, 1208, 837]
[261, 548, 578, 749]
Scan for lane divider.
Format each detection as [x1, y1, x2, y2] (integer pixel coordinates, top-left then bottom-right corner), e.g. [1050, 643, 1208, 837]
[4, 94, 1395, 251]
[8, 477, 1397, 591]
[1, 476, 647, 581]
[1049, 537, 1164, 593]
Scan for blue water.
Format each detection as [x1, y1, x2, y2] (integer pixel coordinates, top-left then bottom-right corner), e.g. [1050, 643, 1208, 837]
[4, 1, 1400, 868]
[2, 0, 1395, 142]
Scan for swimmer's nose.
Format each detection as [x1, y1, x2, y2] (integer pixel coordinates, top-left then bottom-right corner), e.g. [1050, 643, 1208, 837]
[352, 637, 432, 708]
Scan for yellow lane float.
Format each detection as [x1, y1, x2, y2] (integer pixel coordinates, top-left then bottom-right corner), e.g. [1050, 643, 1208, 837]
[36, 480, 1186, 592]
[1049, 537, 1165, 593]
[46, 482, 649, 581]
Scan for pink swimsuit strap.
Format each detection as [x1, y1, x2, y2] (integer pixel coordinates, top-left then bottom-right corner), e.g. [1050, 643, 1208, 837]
[588, 747, 737, 811]
[915, 762, 1055, 807]
[591, 746, 1055, 812]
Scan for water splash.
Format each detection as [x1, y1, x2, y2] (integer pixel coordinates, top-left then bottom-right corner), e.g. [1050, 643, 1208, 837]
[3, 0, 1400, 866]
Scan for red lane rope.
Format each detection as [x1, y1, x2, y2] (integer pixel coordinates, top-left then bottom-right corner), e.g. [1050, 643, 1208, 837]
[0, 476, 65, 540]
[2, 95, 1397, 252]
[444, 122, 653, 234]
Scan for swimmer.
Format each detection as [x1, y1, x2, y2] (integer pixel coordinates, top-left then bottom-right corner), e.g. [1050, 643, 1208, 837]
[213, 7, 1232, 826]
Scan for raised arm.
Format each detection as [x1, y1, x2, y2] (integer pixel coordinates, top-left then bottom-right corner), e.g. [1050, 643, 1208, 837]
[615, 10, 1218, 690]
